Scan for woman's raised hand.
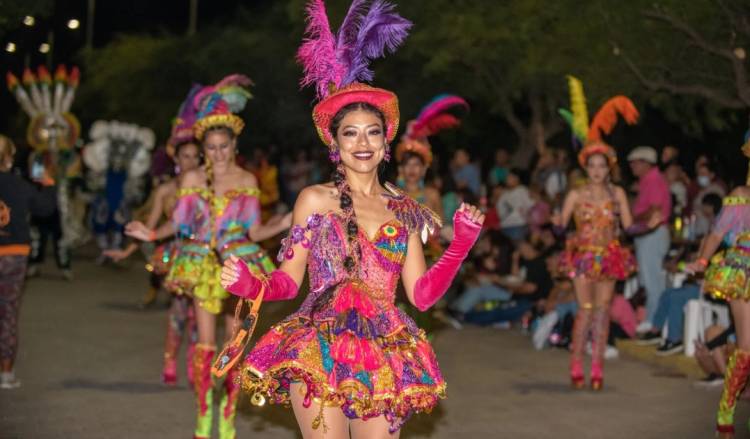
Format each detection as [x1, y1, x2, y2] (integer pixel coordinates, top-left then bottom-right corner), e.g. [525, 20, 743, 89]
[456, 203, 485, 226]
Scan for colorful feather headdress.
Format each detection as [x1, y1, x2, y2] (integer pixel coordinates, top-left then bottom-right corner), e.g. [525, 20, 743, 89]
[167, 84, 203, 156]
[298, 0, 412, 147]
[6, 65, 81, 152]
[192, 74, 253, 141]
[558, 75, 639, 168]
[396, 94, 469, 166]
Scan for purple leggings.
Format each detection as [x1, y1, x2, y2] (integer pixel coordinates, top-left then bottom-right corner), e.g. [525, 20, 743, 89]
[0, 255, 27, 363]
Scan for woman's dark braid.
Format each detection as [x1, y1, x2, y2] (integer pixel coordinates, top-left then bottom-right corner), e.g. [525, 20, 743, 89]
[334, 163, 361, 273]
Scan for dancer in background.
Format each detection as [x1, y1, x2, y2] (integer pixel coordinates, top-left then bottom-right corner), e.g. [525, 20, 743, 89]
[106, 86, 202, 386]
[126, 74, 290, 439]
[6, 66, 84, 280]
[220, 2, 483, 437]
[555, 77, 640, 390]
[395, 94, 468, 331]
[396, 94, 469, 221]
[83, 120, 155, 264]
[0, 135, 56, 389]
[688, 134, 750, 438]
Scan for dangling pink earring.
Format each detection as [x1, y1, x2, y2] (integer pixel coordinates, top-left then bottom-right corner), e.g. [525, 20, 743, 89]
[384, 143, 391, 162]
[329, 147, 341, 163]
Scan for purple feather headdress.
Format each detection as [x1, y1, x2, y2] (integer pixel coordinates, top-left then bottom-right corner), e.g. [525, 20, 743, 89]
[298, 0, 412, 99]
[167, 84, 203, 153]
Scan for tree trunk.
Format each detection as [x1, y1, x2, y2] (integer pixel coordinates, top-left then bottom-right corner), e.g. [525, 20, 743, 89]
[506, 91, 563, 168]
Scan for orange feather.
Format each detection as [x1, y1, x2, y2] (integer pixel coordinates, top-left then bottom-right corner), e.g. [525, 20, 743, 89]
[587, 96, 639, 141]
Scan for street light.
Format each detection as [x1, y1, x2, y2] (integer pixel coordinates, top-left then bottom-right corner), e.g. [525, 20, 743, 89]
[39, 43, 50, 54]
[23, 16, 35, 27]
[67, 19, 80, 30]
[5, 42, 17, 53]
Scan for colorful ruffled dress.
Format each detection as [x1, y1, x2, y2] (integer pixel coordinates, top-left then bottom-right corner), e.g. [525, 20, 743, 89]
[165, 187, 275, 314]
[559, 200, 635, 281]
[241, 195, 444, 430]
[705, 196, 750, 300]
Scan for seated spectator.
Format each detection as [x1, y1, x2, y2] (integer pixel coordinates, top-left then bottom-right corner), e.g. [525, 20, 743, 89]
[660, 145, 680, 169]
[449, 231, 513, 317]
[532, 148, 567, 201]
[482, 185, 503, 231]
[451, 148, 481, 196]
[694, 324, 735, 388]
[496, 168, 534, 242]
[636, 244, 705, 355]
[463, 239, 554, 326]
[664, 162, 688, 216]
[488, 148, 510, 187]
[691, 161, 725, 237]
[527, 184, 551, 236]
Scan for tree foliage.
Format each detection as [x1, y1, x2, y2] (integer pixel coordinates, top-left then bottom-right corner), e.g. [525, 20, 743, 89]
[5, 0, 747, 181]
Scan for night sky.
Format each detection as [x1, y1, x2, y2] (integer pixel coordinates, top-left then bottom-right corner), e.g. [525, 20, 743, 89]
[1, 0, 244, 132]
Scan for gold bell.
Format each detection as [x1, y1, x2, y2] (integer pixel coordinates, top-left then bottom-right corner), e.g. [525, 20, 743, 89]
[250, 392, 266, 406]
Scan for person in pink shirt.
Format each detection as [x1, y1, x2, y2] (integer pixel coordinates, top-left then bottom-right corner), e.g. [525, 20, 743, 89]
[628, 146, 672, 333]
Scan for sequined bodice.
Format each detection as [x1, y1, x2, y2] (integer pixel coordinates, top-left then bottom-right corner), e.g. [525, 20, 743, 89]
[572, 200, 618, 247]
[287, 212, 412, 329]
[307, 212, 407, 295]
[172, 187, 261, 250]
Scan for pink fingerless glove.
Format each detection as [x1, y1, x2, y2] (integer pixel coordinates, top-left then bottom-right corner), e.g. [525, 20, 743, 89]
[413, 210, 482, 311]
[226, 260, 299, 302]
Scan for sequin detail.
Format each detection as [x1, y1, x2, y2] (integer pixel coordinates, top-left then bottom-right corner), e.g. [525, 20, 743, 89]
[558, 200, 635, 281]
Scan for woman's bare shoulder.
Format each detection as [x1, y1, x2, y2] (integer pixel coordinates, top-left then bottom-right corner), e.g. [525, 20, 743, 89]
[180, 169, 206, 188]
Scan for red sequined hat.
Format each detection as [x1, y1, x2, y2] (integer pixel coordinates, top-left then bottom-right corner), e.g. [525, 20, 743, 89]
[297, 0, 411, 151]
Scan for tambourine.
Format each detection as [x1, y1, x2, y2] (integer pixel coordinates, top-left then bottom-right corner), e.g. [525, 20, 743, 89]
[211, 286, 265, 378]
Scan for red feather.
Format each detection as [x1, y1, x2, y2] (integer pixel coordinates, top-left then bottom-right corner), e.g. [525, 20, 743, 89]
[410, 114, 461, 139]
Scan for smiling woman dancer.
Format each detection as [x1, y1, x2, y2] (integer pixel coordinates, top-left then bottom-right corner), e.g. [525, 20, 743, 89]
[126, 75, 290, 439]
[219, 1, 483, 438]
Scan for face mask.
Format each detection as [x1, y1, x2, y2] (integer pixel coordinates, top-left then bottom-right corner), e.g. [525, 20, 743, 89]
[697, 175, 711, 188]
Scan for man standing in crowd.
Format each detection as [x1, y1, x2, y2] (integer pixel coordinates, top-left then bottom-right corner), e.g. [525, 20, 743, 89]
[628, 146, 672, 334]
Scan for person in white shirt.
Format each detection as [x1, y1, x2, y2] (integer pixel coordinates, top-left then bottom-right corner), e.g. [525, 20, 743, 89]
[496, 168, 534, 241]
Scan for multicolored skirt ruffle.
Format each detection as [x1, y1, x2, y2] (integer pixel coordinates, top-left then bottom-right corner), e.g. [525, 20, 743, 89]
[558, 240, 636, 281]
[165, 240, 275, 314]
[145, 241, 176, 276]
[705, 245, 750, 300]
[241, 312, 445, 431]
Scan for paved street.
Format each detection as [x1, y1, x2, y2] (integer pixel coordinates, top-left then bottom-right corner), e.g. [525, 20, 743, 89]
[0, 252, 740, 438]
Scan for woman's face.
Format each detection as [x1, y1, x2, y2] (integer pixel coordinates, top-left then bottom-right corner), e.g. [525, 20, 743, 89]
[203, 130, 236, 168]
[176, 142, 200, 174]
[334, 109, 386, 174]
[400, 155, 426, 184]
[585, 153, 610, 184]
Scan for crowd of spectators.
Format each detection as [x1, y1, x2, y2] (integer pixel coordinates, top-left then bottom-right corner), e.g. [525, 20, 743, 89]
[405, 144, 739, 387]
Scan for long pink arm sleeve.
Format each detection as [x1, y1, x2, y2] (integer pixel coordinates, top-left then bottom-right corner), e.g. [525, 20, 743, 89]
[226, 262, 299, 302]
[413, 210, 482, 311]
